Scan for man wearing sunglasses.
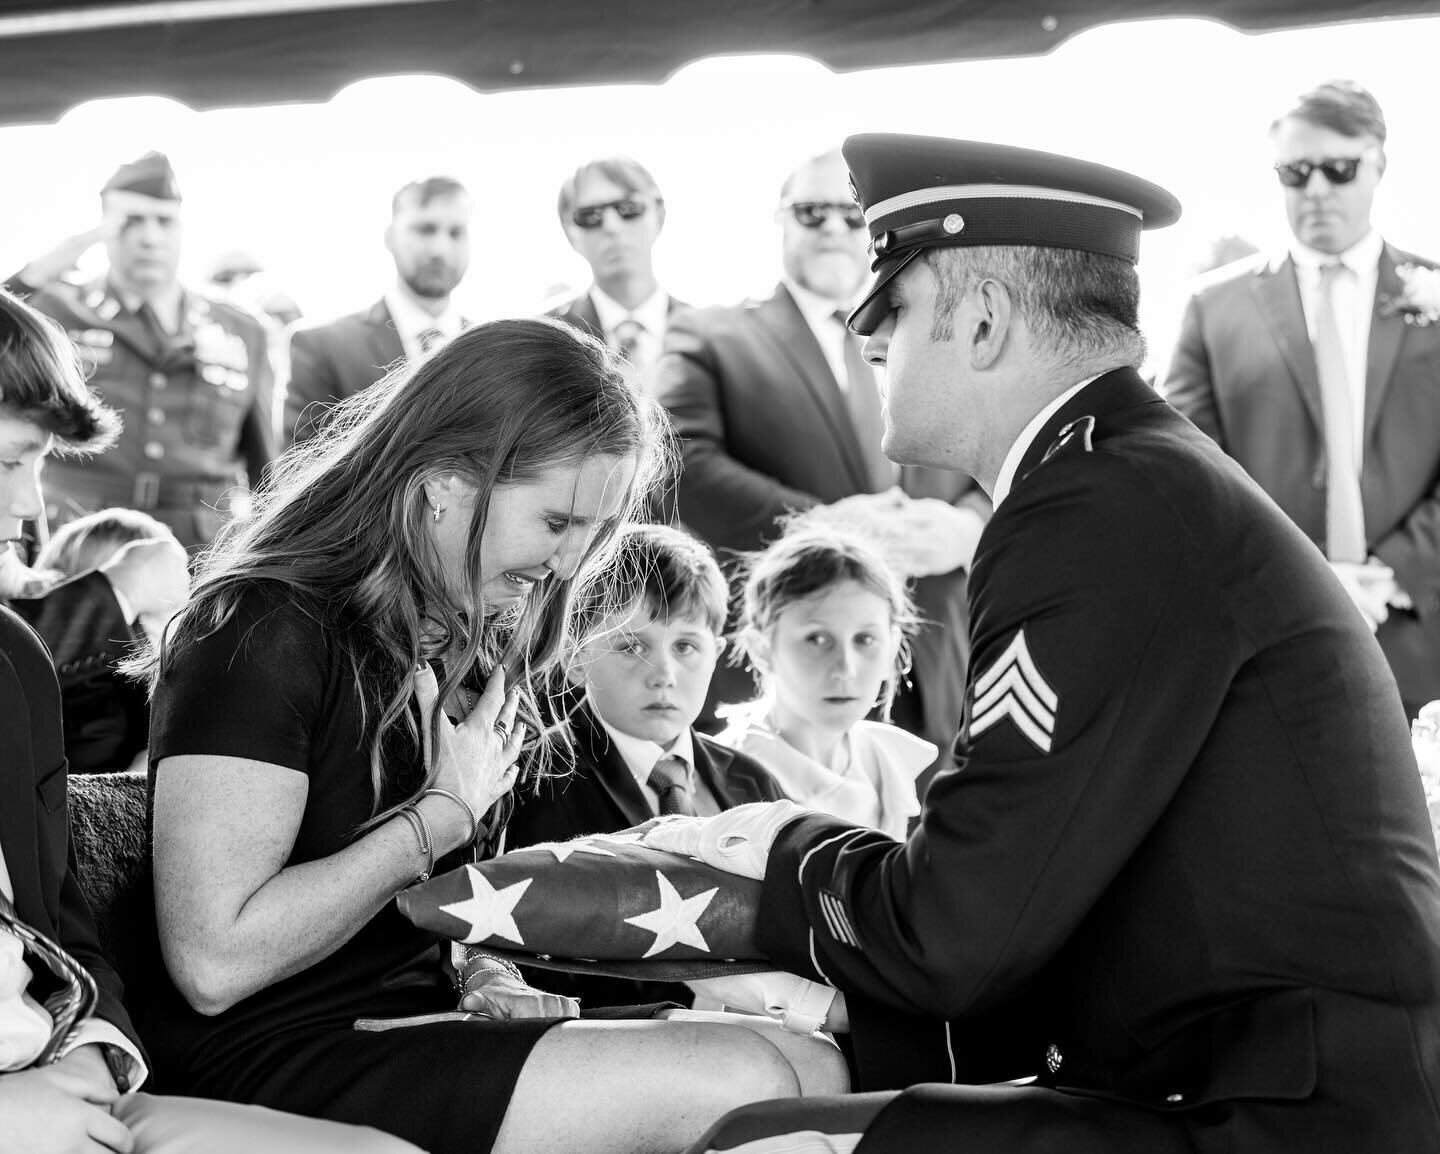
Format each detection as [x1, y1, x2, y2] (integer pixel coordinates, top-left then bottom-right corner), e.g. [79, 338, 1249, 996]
[656, 148, 990, 764]
[549, 156, 687, 393]
[1164, 79, 1440, 719]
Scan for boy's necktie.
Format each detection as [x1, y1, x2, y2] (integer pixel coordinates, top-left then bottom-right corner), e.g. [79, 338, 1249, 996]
[648, 755, 697, 816]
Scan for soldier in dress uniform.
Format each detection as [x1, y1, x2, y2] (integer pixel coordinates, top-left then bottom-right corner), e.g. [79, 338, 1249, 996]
[647, 135, 1440, 1154]
[6, 152, 274, 549]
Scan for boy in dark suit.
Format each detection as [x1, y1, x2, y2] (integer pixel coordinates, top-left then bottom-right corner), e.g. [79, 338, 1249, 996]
[505, 523, 787, 1007]
[510, 522, 787, 846]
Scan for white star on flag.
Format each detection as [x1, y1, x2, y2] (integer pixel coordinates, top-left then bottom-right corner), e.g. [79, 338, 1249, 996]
[532, 839, 618, 863]
[438, 866, 533, 945]
[623, 870, 717, 958]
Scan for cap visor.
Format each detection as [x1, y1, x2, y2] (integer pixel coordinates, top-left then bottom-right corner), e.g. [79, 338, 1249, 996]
[847, 250, 921, 336]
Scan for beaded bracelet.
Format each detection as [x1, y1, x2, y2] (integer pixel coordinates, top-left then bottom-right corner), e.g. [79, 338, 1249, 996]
[422, 787, 480, 847]
[397, 804, 434, 884]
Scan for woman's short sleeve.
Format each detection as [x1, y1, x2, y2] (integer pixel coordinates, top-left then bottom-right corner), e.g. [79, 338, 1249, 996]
[150, 588, 329, 774]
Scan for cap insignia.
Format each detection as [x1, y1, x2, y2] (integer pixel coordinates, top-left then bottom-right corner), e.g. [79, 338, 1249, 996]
[942, 213, 965, 235]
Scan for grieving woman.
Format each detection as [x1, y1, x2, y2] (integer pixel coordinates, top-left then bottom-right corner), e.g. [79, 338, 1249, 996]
[143, 318, 846, 1154]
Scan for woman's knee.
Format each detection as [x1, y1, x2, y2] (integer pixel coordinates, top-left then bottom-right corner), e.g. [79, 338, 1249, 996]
[703, 1026, 803, 1106]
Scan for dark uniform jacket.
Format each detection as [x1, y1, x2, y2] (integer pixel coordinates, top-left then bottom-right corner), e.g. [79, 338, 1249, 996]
[10, 571, 145, 775]
[1164, 244, 1440, 713]
[283, 299, 406, 447]
[0, 605, 143, 1055]
[505, 700, 788, 1009]
[24, 278, 274, 549]
[655, 285, 988, 760]
[755, 369, 1440, 1152]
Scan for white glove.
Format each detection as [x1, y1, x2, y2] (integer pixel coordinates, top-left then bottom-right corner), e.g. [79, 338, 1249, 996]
[641, 800, 809, 880]
[685, 970, 839, 1034]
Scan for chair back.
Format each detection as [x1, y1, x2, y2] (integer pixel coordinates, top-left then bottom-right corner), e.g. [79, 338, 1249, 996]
[66, 770, 161, 1014]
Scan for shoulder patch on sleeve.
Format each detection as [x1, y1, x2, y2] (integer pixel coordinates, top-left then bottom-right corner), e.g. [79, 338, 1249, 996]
[969, 628, 1058, 753]
[1041, 415, 1095, 464]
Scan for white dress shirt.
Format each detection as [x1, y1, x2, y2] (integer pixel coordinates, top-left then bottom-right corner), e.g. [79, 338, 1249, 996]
[1289, 229, 1383, 467]
[0, 845, 147, 1086]
[591, 709, 722, 817]
[384, 285, 466, 362]
[590, 285, 671, 387]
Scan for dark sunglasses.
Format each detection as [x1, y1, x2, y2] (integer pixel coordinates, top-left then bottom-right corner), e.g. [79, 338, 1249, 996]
[571, 198, 650, 230]
[1273, 155, 1366, 189]
[785, 201, 867, 230]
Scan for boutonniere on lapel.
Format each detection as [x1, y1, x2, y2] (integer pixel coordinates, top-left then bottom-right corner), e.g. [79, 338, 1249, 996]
[1379, 263, 1440, 327]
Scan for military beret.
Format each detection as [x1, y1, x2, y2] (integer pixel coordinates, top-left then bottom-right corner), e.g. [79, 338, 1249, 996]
[101, 151, 181, 202]
[843, 134, 1180, 334]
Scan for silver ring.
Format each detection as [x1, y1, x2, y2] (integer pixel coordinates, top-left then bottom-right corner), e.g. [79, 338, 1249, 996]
[493, 722, 511, 741]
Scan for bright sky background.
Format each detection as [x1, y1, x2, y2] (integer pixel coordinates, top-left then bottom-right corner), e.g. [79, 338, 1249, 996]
[1, 13, 1437, 374]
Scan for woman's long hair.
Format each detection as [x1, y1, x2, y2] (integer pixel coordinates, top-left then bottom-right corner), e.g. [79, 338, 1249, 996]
[147, 317, 669, 813]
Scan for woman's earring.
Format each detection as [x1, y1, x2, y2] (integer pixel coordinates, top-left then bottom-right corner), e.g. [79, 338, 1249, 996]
[431, 504, 444, 523]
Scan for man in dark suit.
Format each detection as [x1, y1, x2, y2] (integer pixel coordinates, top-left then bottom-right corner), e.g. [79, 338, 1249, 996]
[650, 135, 1440, 1154]
[0, 287, 422, 1153]
[656, 148, 989, 762]
[548, 156, 688, 393]
[284, 175, 471, 446]
[1163, 80, 1440, 717]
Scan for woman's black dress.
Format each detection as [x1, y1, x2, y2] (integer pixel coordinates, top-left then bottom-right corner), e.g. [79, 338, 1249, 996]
[146, 585, 562, 1154]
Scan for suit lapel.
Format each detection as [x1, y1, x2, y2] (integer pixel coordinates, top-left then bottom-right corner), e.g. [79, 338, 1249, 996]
[1364, 245, 1407, 442]
[1252, 256, 1324, 435]
[752, 287, 870, 490]
[574, 706, 653, 828]
[692, 738, 736, 808]
[366, 300, 405, 374]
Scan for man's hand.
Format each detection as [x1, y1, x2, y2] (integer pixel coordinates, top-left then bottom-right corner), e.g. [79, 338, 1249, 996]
[1329, 560, 1395, 632]
[99, 537, 191, 641]
[46, 1047, 119, 1101]
[0, 1066, 134, 1154]
[641, 800, 809, 880]
[885, 499, 986, 576]
[13, 208, 126, 291]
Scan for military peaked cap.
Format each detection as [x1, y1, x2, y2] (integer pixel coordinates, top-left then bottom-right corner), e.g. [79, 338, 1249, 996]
[843, 134, 1180, 334]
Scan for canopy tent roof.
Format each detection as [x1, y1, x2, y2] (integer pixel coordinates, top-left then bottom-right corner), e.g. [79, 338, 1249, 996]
[0, 0, 1433, 125]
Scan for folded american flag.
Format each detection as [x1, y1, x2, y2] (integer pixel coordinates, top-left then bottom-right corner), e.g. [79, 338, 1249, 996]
[396, 833, 770, 980]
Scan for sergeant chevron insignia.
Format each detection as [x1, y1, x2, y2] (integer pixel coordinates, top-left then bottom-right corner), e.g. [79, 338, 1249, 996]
[969, 628, 1058, 752]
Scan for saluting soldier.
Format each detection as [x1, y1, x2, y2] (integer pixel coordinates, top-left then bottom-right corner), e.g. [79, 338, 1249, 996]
[5, 152, 274, 549]
[647, 135, 1440, 1154]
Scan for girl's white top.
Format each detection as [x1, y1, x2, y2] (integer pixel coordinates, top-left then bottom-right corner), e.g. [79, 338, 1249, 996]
[716, 714, 936, 840]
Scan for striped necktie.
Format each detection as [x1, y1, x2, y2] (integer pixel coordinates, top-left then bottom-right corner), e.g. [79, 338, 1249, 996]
[648, 754, 696, 816]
